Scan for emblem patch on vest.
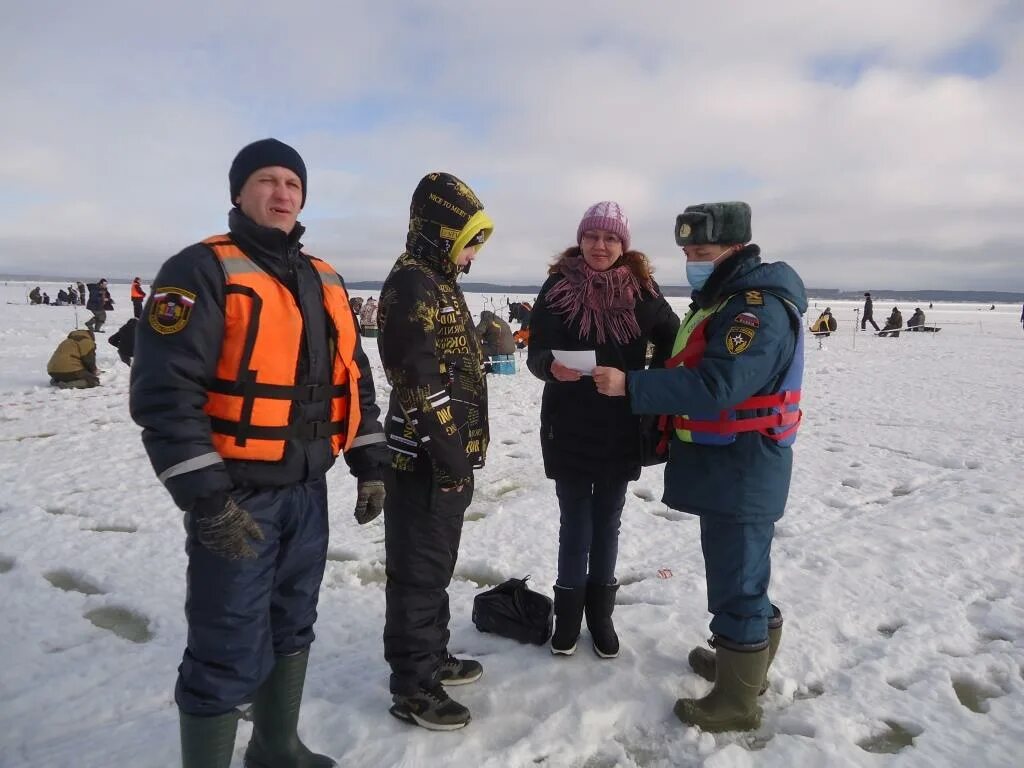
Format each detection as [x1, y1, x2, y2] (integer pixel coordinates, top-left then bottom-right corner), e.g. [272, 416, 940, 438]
[744, 290, 764, 306]
[149, 287, 196, 335]
[725, 326, 755, 355]
[733, 312, 760, 328]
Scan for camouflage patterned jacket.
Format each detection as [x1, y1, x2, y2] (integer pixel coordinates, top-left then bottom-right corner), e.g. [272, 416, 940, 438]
[378, 253, 489, 486]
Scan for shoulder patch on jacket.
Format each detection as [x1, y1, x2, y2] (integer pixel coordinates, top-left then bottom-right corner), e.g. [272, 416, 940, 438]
[733, 311, 760, 329]
[744, 290, 764, 306]
[725, 326, 755, 355]
[149, 287, 196, 335]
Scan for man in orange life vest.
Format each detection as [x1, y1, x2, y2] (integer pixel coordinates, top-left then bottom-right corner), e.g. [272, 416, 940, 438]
[130, 276, 146, 318]
[130, 139, 390, 768]
[593, 202, 807, 733]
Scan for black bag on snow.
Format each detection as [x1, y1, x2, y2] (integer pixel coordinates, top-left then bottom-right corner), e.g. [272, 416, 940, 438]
[472, 576, 553, 645]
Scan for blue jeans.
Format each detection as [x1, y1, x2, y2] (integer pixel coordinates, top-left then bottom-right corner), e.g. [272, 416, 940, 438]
[700, 516, 774, 644]
[555, 477, 628, 588]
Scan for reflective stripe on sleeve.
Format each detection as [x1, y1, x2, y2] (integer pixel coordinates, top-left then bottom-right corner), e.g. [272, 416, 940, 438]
[349, 432, 387, 450]
[157, 452, 224, 483]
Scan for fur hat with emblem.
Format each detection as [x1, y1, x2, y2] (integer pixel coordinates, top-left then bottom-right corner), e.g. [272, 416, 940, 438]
[675, 202, 751, 246]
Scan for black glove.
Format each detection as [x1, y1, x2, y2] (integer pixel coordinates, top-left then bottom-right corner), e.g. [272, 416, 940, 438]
[354, 480, 386, 524]
[192, 494, 264, 560]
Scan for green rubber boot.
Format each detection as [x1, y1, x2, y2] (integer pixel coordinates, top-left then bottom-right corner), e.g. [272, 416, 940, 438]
[244, 650, 336, 768]
[674, 644, 769, 733]
[688, 606, 783, 694]
[180, 709, 239, 768]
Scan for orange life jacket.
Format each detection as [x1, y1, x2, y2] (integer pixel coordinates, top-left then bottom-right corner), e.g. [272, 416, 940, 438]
[131, 281, 145, 300]
[202, 235, 362, 462]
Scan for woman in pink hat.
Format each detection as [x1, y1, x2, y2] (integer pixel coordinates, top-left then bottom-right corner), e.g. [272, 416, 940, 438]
[527, 201, 679, 659]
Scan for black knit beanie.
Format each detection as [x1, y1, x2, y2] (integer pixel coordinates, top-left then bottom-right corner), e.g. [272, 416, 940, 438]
[229, 138, 307, 208]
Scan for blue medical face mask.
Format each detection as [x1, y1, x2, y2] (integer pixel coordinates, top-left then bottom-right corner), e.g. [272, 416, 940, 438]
[685, 246, 740, 290]
[685, 260, 716, 290]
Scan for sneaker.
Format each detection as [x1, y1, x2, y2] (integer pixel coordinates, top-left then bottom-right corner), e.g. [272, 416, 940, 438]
[438, 653, 483, 686]
[389, 685, 471, 731]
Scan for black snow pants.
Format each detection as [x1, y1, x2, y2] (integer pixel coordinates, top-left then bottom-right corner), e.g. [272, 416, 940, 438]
[175, 477, 329, 716]
[383, 455, 473, 695]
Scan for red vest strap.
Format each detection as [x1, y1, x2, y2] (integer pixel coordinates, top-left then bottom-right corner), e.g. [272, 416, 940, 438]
[736, 389, 801, 410]
[674, 407, 802, 440]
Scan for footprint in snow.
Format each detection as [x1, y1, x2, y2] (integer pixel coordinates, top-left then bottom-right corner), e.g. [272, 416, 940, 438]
[44, 569, 105, 595]
[90, 523, 138, 533]
[84, 605, 154, 644]
[0, 554, 15, 573]
[877, 621, 904, 638]
[952, 676, 1007, 714]
[326, 549, 359, 563]
[857, 720, 922, 754]
[632, 487, 657, 502]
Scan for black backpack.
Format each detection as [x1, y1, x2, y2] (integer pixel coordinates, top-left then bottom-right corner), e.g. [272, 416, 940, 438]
[472, 576, 553, 645]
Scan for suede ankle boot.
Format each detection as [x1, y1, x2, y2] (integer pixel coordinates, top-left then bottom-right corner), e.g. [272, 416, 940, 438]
[584, 582, 619, 659]
[550, 585, 586, 655]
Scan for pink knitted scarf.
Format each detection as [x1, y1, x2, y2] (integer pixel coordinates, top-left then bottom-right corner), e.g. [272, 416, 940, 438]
[545, 256, 656, 345]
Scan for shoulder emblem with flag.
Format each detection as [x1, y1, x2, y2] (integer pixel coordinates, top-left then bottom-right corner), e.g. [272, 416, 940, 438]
[149, 287, 196, 335]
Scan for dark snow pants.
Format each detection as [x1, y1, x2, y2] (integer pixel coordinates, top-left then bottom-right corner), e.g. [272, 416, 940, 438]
[700, 516, 775, 645]
[175, 477, 329, 716]
[383, 457, 472, 695]
[554, 476, 628, 588]
[85, 309, 106, 332]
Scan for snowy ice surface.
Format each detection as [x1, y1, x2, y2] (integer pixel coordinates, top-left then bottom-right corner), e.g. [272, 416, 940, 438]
[1, 280, 1023, 767]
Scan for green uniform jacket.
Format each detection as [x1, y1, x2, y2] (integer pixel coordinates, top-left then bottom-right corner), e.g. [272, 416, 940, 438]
[47, 330, 97, 375]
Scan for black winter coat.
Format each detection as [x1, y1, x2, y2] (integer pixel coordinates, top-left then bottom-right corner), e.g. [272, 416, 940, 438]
[109, 318, 137, 364]
[130, 209, 389, 512]
[378, 252, 489, 486]
[527, 270, 679, 481]
[86, 283, 105, 311]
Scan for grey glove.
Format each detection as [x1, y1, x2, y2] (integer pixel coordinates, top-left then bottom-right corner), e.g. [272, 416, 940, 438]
[354, 480, 386, 524]
[193, 495, 264, 560]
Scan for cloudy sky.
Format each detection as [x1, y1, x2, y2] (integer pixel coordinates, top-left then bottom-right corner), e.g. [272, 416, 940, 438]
[2, 1, 1022, 291]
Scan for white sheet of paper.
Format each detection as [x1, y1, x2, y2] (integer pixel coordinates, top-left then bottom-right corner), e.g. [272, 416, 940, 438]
[552, 349, 596, 375]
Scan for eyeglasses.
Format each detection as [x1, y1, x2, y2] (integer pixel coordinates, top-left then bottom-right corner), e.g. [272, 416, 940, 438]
[581, 232, 621, 246]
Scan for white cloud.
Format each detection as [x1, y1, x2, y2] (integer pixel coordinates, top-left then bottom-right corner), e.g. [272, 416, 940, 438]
[1, 1, 1022, 292]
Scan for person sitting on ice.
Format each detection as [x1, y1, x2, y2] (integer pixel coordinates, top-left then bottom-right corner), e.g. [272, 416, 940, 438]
[56, 288, 70, 306]
[808, 307, 837, 336]
[476, 310, 516, 358]
[46, 329, 100, 388]
[878, 306, 903, 337]
[29, 286, 42, 304]
[906, 307, 926, 331]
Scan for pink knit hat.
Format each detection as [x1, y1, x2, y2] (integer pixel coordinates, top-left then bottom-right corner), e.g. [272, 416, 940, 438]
[577, 201, 631, 251]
